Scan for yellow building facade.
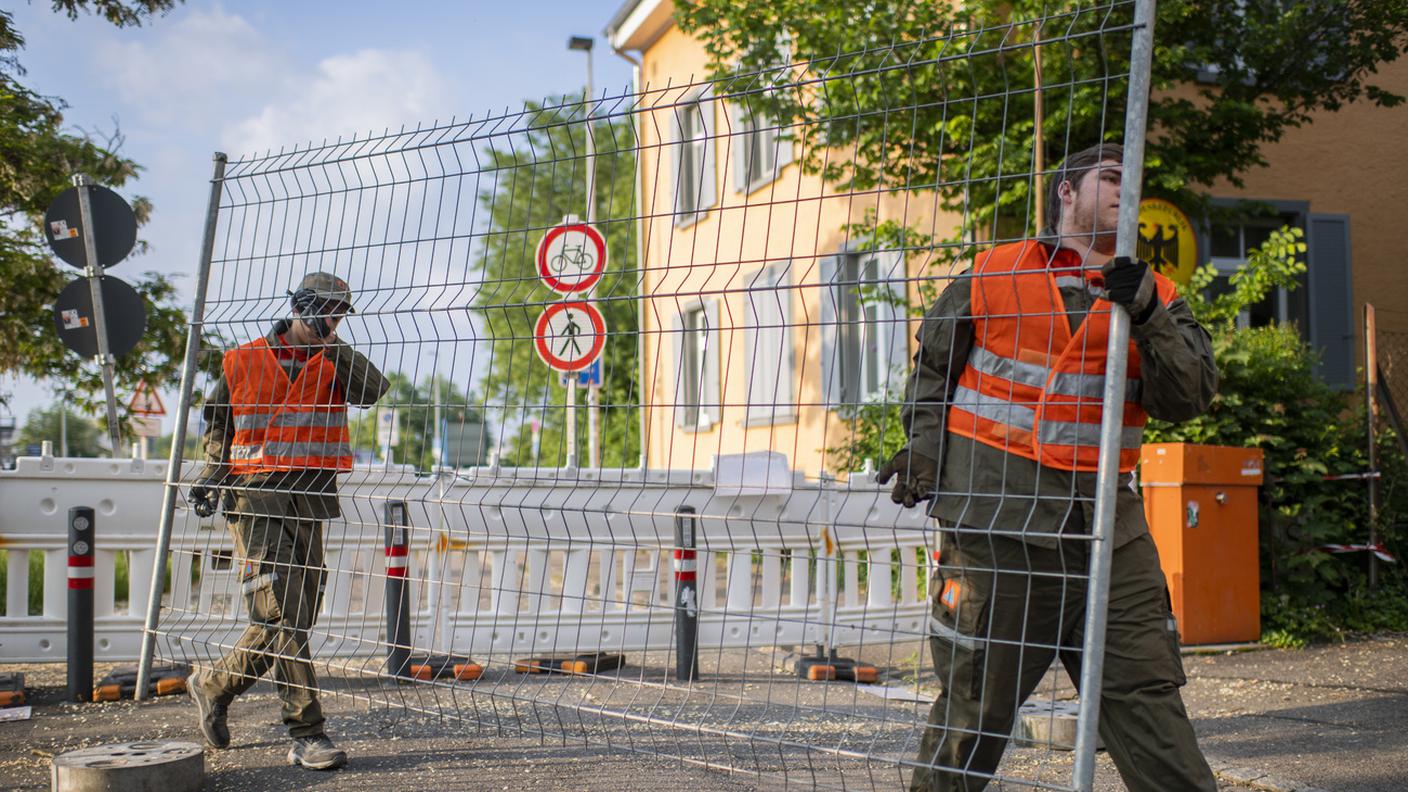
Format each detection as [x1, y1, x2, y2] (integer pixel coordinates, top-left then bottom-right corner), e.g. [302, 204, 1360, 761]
[608, 0, 1408, 476]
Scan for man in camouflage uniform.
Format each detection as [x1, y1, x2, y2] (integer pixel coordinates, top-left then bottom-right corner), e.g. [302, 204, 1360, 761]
[879, 143, 1220, 791]
[186, 272, 388, 771]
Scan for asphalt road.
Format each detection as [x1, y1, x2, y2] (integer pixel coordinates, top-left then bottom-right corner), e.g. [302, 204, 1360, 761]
[2, 635, 1404, 790]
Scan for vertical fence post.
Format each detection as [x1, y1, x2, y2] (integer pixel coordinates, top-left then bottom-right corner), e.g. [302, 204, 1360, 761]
[1072, 1, 1158, 789]
[1365, 304, 1380, 589]
[135, 152, 227, 700]
[67, 506, 95, 702]
[385, 500, 413, 679]
[673, 505, 699, 681]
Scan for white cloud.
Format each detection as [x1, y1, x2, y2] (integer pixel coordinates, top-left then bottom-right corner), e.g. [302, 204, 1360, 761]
[93, 8, 451, 159]
[223, 49, 451, 156]
[95, 8, 280, 127]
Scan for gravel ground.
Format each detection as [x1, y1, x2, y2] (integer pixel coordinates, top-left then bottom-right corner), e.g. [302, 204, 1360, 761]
[6, 637, 1402, 790]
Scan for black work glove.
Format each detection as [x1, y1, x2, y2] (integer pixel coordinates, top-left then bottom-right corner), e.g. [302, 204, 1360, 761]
[875, 448, 940, 509]
[1101, 256, 1157, 323]
[189, 478, 221, 518]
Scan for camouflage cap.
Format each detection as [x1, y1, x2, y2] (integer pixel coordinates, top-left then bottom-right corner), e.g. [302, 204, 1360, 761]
[295, 271, 355, 312]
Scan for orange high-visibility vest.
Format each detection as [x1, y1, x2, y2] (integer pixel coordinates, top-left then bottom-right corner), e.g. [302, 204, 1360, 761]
[946, 241, 1178, 473]
[223, 338, 353, 475]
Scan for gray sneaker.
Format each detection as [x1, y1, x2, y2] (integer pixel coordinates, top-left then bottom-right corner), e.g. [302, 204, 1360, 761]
[186, 673, 230, 749]
[287, 734, 347, 770]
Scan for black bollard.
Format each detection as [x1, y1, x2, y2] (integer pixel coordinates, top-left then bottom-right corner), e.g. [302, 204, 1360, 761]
[67, 506, 95, 702]
[384, 501, 412, 679]
[672, 506, 699, 682]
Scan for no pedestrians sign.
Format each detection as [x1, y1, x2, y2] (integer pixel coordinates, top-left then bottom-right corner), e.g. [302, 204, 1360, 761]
[533, 301, 606, 372]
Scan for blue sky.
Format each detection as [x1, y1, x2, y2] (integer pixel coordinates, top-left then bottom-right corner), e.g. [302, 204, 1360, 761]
[5, 0, 635, 431]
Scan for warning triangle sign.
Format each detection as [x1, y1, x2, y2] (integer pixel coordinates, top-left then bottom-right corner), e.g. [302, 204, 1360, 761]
[128, 378, 167, 416]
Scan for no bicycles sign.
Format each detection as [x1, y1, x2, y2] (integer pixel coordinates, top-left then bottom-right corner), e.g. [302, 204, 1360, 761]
[536, 219, 607, 294]
[534, 301, 607, 372]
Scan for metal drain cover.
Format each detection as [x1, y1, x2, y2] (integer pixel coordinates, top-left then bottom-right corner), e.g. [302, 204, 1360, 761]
[52, 741, 203, 791]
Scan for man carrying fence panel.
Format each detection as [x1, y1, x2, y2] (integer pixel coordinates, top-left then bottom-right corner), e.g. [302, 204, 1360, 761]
[185, 272, 389, 771]
[879, 143, 1220, 791]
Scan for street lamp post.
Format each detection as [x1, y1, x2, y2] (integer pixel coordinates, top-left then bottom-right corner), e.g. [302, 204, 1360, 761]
[569, 34, 601, 469]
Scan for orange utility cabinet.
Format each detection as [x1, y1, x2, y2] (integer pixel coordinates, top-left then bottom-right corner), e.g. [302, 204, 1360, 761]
[1139, 443, 1265, 645]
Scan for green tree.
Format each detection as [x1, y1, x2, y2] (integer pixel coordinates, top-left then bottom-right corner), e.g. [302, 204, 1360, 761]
[1, 1, 188, 428]
[676, 0, 1408, 241]
[471, 100, 640, 468]
[347, 373, 489, 472]
[16, 402, 104, 456]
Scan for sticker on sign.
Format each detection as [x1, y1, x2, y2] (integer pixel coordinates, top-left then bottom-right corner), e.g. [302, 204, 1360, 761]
[537, 220, 607, 294]
[534, 301, 606, 372]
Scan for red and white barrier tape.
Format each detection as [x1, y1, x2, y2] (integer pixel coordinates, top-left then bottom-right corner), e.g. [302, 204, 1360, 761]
[1319, 543, 1397, 563]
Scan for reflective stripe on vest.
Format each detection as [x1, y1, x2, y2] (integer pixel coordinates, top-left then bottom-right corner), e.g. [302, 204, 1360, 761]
[1037, 420, 1146, 450]
[261, 441, 354, 459]
[950, 386, 1145, 451]
[234, 413, 273, 430]
[271, 411, 348, 428]
[952, 385, 1035, 431]
[968, 346, 1143, 404]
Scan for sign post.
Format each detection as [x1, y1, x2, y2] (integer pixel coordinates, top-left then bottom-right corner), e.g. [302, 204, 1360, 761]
[76, 177, 121, 457]
[46, 177, 143, 459]
[535, 216, 608, 467]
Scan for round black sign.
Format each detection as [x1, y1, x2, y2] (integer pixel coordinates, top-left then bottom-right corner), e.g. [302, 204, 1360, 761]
[44, 185, 138, 270]
[52, 276, 147, 359]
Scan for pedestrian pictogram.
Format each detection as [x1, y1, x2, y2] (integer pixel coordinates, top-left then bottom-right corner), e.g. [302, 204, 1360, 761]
[537, 220, 607, 294]
[127, 379, 167, 417]
[534, 301, 606, 372]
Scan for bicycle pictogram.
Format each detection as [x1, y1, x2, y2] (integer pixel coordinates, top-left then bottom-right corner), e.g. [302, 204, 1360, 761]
[549, 242, 596, 275]
[537, 221, 607, 294]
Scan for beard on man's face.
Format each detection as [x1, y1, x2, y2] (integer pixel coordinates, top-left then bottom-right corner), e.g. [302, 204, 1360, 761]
[1067, 188, 1120, 251]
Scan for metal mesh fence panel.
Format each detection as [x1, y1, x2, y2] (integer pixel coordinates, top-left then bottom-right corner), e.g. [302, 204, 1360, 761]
[140, 2, 1182, 789]
[1380, 326, 1408, 418]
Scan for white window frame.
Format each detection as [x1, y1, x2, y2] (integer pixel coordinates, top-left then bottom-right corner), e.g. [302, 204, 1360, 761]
[743, 261, 796, 427]
[675, 301, 719, 431]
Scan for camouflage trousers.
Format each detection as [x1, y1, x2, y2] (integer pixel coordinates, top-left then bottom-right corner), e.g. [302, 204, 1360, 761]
[910, 530, 1216, 792]
[197, 513, 327, 738]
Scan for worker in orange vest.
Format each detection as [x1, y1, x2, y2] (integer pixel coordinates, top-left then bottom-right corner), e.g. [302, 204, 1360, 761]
[880, 143, 1220, 791]
[185, 272, 388, 771]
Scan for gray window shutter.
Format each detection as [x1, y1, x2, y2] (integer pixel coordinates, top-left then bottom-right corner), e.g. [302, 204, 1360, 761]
[776, 264, 795, 407]
[670, 106, 686, 217]
[880, 251, 910, 398]
[672, 313, 687, 427]
[698, 92, 717, 211]
[775, 119, 794, 172]
[819, 256, 840, 409]
[1307, 214, 1355, 390]
[703, 300, 722, 425]
[731, 104, 748, 194]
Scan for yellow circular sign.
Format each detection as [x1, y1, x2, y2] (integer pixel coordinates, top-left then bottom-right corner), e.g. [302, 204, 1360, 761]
[1137, 198, 1197, 285]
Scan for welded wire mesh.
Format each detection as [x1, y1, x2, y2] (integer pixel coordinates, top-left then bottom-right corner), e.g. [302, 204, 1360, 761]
[143, 3, 1190, 789]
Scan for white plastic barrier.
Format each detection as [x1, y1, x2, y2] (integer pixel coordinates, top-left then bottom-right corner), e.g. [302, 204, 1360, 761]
[0, 453, 932, 663]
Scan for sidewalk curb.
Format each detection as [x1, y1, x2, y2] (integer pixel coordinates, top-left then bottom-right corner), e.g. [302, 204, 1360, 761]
[1209, 758, 1330, 792]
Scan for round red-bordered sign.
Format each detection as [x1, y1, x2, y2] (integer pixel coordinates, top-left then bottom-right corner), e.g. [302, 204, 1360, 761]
[536, 222, 607, 294]
[534, 301, 607, 372]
